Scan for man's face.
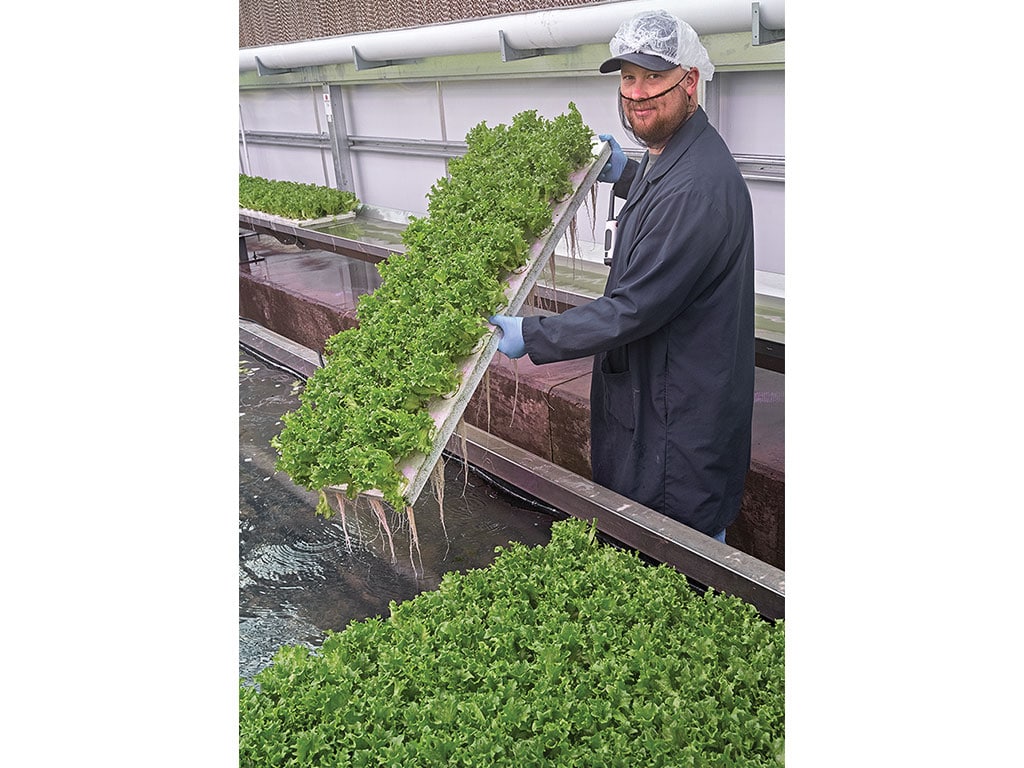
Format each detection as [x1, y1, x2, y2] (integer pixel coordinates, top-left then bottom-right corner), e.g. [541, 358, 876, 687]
[619, 62, 697, 150]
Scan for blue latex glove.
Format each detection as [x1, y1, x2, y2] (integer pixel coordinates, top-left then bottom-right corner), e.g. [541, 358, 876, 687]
[488, 315, 526, 359]
[597, 134, 627, 184]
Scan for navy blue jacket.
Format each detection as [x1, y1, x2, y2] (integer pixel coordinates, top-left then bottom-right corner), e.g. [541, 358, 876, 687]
[521, 106, 755, 536]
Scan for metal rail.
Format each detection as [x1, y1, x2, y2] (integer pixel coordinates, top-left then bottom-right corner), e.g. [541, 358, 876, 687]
[445, 423, 785, 620]
[239, 131, 784, 182]
[238, 211, 398, 263]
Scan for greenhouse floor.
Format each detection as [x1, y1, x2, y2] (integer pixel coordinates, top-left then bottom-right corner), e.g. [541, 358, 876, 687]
[239, 231, 785, 570]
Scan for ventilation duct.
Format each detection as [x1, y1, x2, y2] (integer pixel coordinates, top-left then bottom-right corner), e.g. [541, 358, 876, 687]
[239, 0, 784, 73]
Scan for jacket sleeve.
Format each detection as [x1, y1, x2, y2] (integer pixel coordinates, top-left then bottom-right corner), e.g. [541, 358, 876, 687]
[523, 188, 731, 364]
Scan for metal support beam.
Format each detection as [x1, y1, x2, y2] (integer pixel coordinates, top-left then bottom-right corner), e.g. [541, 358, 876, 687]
[240, 322, 321, 380]
[238, 230, 263, 264]
[751, 2, 785, 46]
[734, 153, 786, 182]
[445, 423, 785, 619]
[323, 84, 355, 193]
[498, 30, 577, 62]
[237, 130, 330, 149]
[255, 56, 297, 76]
[352, 46, 420, 70]
[347, 135, 468, 158]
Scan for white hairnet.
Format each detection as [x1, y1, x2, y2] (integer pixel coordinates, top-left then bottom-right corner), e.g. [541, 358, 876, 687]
[609, 10, 715, 81]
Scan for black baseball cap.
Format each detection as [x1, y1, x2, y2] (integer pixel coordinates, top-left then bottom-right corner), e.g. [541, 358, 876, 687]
[599, 52, 679, 73]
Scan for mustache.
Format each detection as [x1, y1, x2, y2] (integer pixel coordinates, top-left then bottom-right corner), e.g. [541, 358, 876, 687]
[619, 75, 686, 105]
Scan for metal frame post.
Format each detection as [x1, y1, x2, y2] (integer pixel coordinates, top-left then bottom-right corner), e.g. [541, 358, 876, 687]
[323, 84, 355, 193]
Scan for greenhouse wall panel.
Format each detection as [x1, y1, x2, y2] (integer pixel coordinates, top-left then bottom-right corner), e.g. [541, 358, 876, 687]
[346, 81, 444, 140]
[748, 179, 785, 276]
[351, 152, 448, 217]
[244, 144, 334, 189]
[239, 86, 323, 134]
[714, 70, 784, 156]
[437, 76, 617, 143]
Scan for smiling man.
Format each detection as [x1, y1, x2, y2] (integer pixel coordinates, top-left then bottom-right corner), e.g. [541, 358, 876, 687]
[490, 10, 755, 544]
[615, 59, 697, 149]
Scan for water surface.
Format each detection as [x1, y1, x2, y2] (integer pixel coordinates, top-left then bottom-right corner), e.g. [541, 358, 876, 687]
[239, 351, 556, 682]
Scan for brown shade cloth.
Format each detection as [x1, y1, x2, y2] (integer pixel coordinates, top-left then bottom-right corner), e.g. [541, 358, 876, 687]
[240, 0, 603, 49]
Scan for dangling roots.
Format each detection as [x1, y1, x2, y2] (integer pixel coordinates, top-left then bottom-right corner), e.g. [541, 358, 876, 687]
[367, 496, 397, 563]
[509, 357, 520, 427]
[541, 207, 584, 314]
[332, 491, 353, 551]
[454, 418, 470, 499]
[405, 504, 423, 577]
[548, 254, 558, 306]
[430, 456, 450, 540]
[566, 216, 580, 281]
[430, 453, 452, 559]
[588, 182, 598, 237]
[484, 368, 492, 434]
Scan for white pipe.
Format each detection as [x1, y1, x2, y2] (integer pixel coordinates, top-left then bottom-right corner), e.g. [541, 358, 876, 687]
[239, 0, 784, 72]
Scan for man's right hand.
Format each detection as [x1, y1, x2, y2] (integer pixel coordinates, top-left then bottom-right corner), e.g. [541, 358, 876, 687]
[598, 134, 627, 183]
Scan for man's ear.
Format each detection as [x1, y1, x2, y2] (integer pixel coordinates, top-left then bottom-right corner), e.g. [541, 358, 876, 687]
[683, 67, 700, 95]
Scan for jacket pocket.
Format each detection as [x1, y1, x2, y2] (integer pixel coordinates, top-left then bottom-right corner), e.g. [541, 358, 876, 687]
[599, 355, 635, 432]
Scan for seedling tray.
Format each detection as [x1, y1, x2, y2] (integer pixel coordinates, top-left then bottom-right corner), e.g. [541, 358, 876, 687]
[239, 207, 357, 228]
[332, 139, 610, 508]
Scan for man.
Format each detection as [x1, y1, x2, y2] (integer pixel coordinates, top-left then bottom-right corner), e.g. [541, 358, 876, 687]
[489, 10, 754, 543]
